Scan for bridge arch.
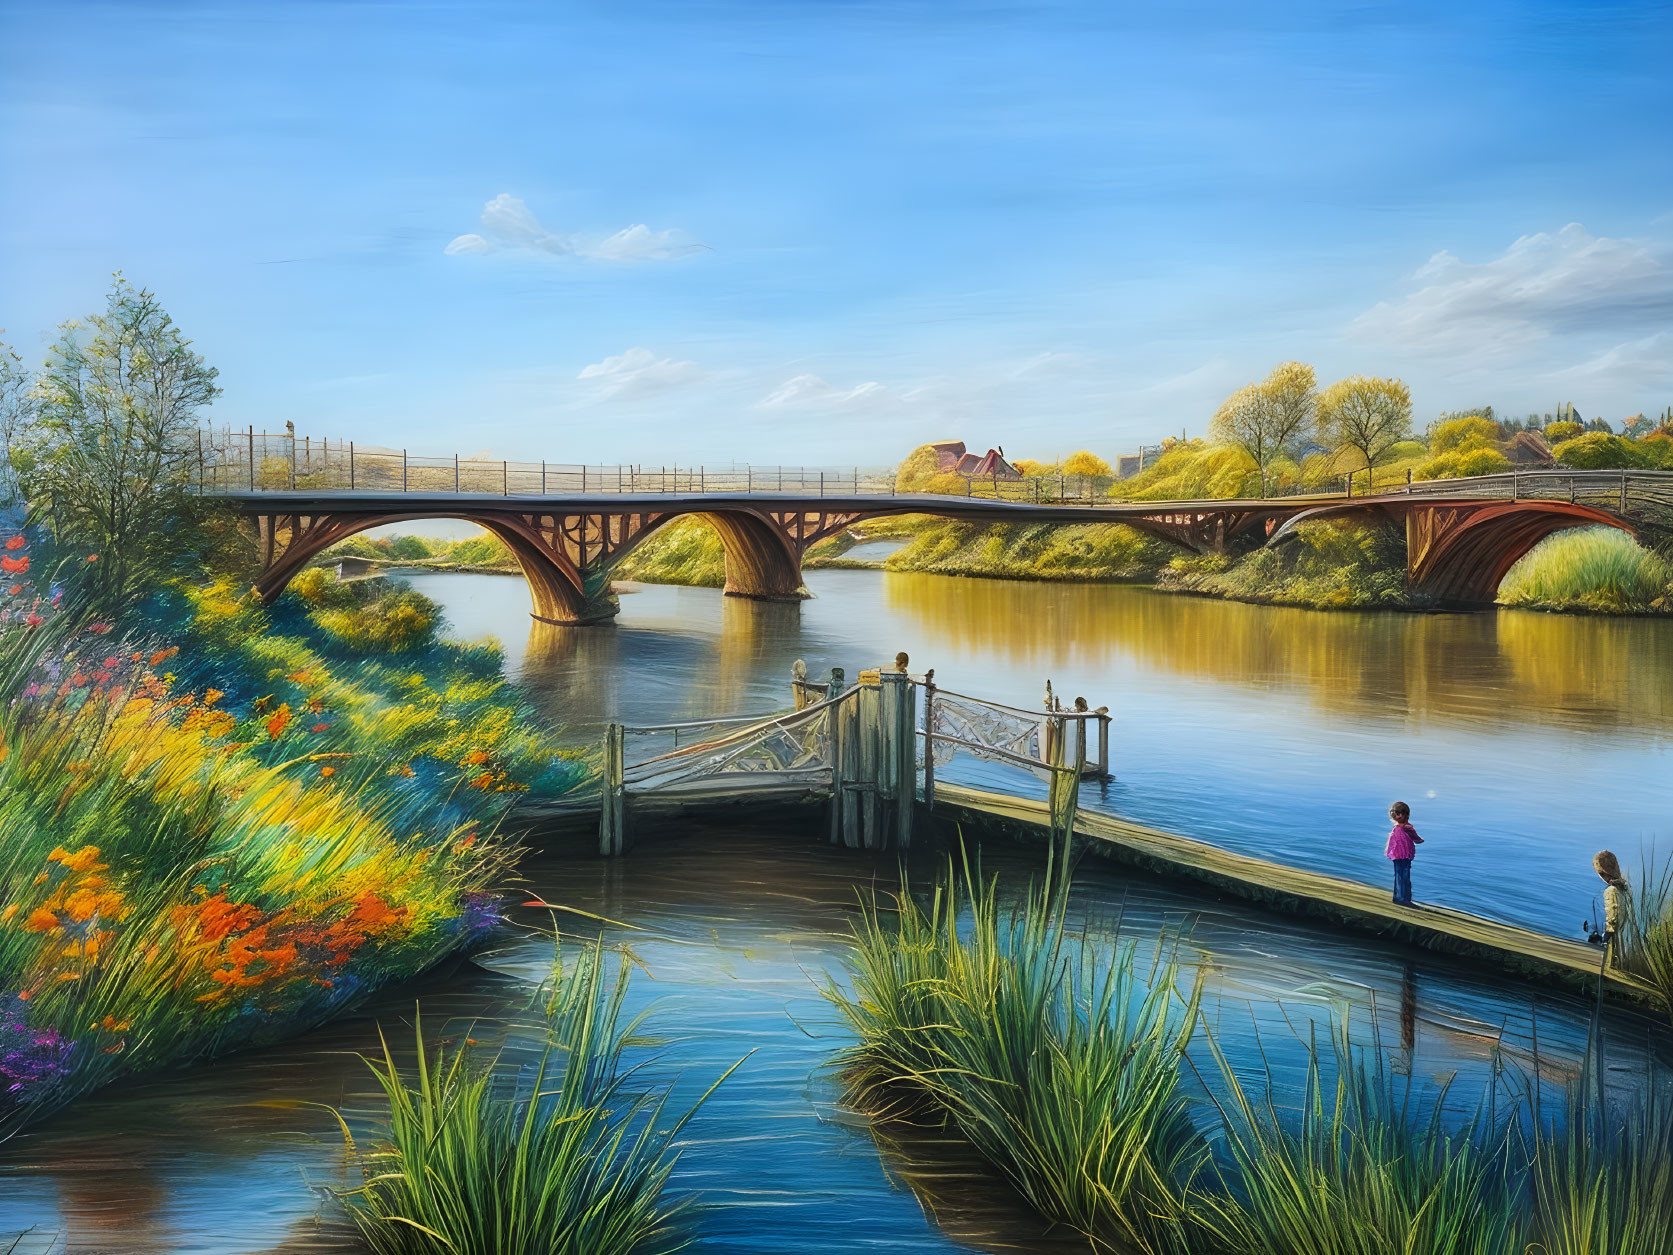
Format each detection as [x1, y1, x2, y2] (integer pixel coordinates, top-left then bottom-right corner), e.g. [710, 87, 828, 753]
[1269, 498, 1636, 604]
[243, 503, 862, 624]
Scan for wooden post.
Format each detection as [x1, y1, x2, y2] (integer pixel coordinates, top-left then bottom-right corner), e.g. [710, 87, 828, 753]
[454, 454, 460, 493]
[599, 722, 626, 855]
[1095, 707, 1111, 779]
[503, 460, 509, 495]
[248, 426, 255, 489]
[879, 665, 915, 850]
[349, 441, 355, 490]
[403, 449, 409, 491]
[791, 658, 809, 710]
[921, 668, 936, 809]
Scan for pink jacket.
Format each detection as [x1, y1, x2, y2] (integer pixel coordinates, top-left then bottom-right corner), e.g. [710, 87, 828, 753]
[1386, 822, 1423, 860]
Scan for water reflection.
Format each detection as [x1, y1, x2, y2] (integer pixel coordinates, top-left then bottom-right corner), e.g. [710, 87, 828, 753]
[882, 574, 1673, 735]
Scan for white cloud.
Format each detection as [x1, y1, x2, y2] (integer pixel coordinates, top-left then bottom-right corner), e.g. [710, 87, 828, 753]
[759, 373, 888, 408]
[445, 194, 702, 262]
[1542, 330, 1673, 387]
[1351, 223, 1673, 359]
[577, 347, 704, 399]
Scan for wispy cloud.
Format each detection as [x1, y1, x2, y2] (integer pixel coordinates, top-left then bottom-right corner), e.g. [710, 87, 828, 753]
[446, 194, 705, 262]
[759, 373, 888, 408]
[1542, 330, 1673, 389]
[577, 347, 704, 399]
[1350, 223, 1673, 359]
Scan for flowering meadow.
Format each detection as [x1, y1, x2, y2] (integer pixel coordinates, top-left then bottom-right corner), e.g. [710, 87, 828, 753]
[0, 535, 585, 1128]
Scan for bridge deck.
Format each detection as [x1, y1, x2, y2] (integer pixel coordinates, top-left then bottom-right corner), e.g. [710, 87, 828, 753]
[932, 782, 1659, 1009]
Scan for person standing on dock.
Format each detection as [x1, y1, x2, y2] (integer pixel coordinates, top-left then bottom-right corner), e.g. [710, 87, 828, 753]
[1386, 801, 1423, 906]
[1587, 850, 1631, 962]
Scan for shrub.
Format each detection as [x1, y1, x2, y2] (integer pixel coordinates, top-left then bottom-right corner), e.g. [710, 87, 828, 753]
[1498, 527, 1671, 614]
[1544, 419, 1583, 441]
[612, 516, 728, 588]
[1552, 432, 1653, 470]
[1159, 521, 1411, 609]
[1414, 446, 1512, 480]
[1122, 441, 1259, 500]
[1060, 450, 1112, 479]
[894, 445, 943, 492]
[1428, 415, 1501, 454]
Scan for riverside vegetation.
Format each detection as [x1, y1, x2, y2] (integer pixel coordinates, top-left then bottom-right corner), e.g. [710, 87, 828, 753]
[829, 858, 1673, 1255]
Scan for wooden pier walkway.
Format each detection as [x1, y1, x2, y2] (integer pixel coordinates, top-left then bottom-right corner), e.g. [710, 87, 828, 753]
[930, 782, 1660, 1010]
[570, 658, 1662, 1014]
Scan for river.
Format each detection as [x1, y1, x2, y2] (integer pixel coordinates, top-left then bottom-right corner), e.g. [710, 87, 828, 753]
[2, 564, 1669, 1253]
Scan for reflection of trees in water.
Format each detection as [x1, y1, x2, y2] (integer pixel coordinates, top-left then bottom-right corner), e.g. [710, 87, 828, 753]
[881, 574, 1673, 732]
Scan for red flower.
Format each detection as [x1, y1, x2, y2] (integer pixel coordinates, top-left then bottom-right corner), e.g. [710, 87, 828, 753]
[0, 555, 29, 575]
[3, 535, 24, 550]
[311, 722, 329, 733]
[24, 613, 42, 627]
[6, 585, 18, 596]
[102, 656, 120, 669]
[86, 554, 99, 563]
[87, 622, 112, 634]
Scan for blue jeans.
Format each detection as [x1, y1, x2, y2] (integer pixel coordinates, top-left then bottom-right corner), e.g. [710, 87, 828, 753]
[1392, 858, 1413, 905]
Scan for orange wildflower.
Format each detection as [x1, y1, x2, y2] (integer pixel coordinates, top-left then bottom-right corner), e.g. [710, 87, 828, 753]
[23, 908, 60, 933]
[149, 646, 178, 667]
[464, 750, 490, 766]
[203, 688, 224, 705]
[0, 904, 15, 923]
[0, 555, 28, 575]
[97, 1016, 131, 1033]
[50, 845, 105, 874]
[470, 771, 496, 789]
[266, 703, 292, 738]
[3, 534, 24, 550]
[319, 765, 336, 778]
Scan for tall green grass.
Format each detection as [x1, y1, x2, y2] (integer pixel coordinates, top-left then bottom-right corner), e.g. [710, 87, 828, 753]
[831, 863, 1673, 1255]
[828, 862, 1204, 1254]
[1618, 856, 1673, 1022]
[1525, 1090, 1673, 1255]
[1193, 1029, 1525, 1255]
[336, 938, 739, 1255]
[1498, 527, 1673, 614]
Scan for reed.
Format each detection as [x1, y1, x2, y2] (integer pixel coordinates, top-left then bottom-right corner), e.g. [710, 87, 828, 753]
[828, 861, 1205, 1254]
[1498, 527, 1673, 614]
[1618, 854, 1673, 1021]
[1524, 1089, 1673, 1255]
[336, 939, 738, 1255]
[1192, 1028, 1526, 1255]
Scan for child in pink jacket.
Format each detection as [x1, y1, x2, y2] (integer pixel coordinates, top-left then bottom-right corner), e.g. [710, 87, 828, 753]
[1386, 801, 1423, 906]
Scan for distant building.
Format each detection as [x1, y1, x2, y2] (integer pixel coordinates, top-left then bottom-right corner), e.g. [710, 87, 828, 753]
[1502, 431, 1554, 466]
[1117, 445, 1164, 479]
[929, 439, 1021, 479]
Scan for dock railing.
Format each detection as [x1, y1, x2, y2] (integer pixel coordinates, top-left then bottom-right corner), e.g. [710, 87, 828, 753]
[598, 658, 1110, 856]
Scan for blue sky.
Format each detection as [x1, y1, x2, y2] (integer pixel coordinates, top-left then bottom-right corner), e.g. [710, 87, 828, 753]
[2, 0, 1671, 465]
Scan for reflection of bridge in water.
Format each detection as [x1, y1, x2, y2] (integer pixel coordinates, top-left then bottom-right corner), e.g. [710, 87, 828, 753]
[197, 433, 1673, 621]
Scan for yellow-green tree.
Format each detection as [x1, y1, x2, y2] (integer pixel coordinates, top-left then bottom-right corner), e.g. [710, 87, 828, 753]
[1209, 361, 1317, 498]
[1318, 375, 1412, 491]
[1060, 450, 1111, 479]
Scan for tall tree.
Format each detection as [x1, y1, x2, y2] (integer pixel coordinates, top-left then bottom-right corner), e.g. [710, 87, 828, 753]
[1209, 361, 1317, 498]
[1318, 375, 1412, 492]
[16, 276, 220, 600]
[0, 339, 34, 512]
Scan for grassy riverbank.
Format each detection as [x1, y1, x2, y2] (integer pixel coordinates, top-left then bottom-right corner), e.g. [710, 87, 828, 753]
[829, 862, 1673, 1255]
[1498, 527, 1673, 615]
[0, 540, 584, 1129]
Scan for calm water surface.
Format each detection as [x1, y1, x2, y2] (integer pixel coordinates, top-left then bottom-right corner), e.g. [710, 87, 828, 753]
[2, 566, 1670, 1253]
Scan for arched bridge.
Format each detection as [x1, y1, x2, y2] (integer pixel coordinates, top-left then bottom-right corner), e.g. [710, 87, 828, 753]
[217, 465, 1672, 622]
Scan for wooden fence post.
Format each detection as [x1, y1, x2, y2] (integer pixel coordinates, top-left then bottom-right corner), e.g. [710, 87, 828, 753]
[599, 722, 626, 855]
[349, 441, 355, 490]
[921, 669, 936, 809]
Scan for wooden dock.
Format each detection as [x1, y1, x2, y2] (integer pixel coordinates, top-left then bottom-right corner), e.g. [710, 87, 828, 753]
[572, 658, 1663, 1015]
[931, 781, 1661, 1011]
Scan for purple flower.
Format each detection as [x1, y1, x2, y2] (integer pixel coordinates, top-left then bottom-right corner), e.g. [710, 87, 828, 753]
[0, 998, 76, 1100]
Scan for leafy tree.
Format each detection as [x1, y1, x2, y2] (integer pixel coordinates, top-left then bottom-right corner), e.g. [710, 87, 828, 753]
[1429, 415, 1501, 454]
[13, 277, 219, 599]
[1209, 361, 1317, 498]
[1552, 432, 1652, 470]
[0, 339, 34, 510]
[1060, 450, 1112, 479]
[1318, 375, 1412, 492]
[1544, 420, 1582, 442]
